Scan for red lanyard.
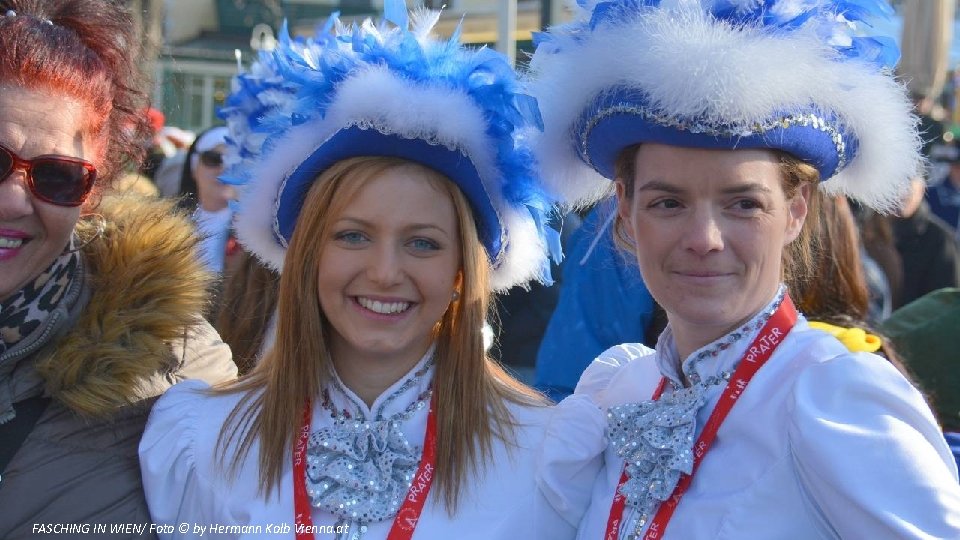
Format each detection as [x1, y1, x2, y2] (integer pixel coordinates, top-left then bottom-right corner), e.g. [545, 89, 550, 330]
[294, 396, 438, 540]
[604, 295, 798, 540]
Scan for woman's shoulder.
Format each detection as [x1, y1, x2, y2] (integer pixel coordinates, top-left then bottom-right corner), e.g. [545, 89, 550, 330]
[140, 381, 259, 492]
[783, 324, 943, 444]
[142, 380, 252, 467]
[781, 326, 960, 538]
[149, 379, 248, 432]
[788, 346, 920, 406]
[48, 195, 237, 412]
[140, 381, 264, 527]
[786, 323, 899, 378]
[574, 342, 659, 406]
[779, 323, 903, 396]
[535, 342, 658, 475]
[534, 345, 658, 535]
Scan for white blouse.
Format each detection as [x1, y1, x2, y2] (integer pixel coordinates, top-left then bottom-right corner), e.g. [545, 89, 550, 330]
[538, 299, 960, 539]
[140, 351, 566, 539]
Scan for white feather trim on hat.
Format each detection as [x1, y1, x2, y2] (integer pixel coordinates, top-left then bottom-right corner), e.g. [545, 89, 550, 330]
[226, 9, 558, 292]
[234, 66, 547, 290]
[528, 1, 920, 212]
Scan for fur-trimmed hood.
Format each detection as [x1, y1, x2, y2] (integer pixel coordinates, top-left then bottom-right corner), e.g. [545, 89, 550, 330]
[32, 194, 216, 417]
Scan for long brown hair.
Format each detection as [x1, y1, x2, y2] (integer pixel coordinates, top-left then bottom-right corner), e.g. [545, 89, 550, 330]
[215, 250, 280, 375]
[216, 156, 544, 511]
[791, 195, 868, 320]
[788, 195, 909, 367]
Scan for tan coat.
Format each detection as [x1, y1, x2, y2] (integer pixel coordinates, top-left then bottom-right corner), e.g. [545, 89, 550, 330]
[0, 195, 237, 539]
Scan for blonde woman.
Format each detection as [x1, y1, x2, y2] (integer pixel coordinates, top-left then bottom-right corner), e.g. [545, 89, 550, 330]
[140, 3, 566, 539]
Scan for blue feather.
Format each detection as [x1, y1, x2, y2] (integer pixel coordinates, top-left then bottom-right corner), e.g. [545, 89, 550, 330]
[844, 35, 899, 69]
[383, 0, 408, 30]
[834, 0, 893, 21]
[545, 223, 563, 266]
[221, 7, 557, 282]
[314, 12, 339, 38]
[516, 94, 544, 131]
[448, 16, 465, 47]
[590, 0, 659, 30]
[351, 23, 363, 52]
[531, 31, 551, 48]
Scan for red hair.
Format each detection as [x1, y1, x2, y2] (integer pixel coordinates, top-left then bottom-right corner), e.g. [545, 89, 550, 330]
[0, 0, 149, 184]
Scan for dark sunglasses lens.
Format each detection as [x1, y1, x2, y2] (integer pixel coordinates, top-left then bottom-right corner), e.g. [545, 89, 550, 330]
[0, 147, 12, 177]
[32, 160, 92, 205]
[200, 151, 223, 167]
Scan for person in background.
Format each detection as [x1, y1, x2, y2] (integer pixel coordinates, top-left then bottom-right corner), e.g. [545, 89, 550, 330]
[176, 126, 237, 275]
[0, 2, 236, 538]
[892, 176, 960, 308]
[913, 92, 946, 160]
[793, 195, 917, 383]
[140, 4, 567, 538]
[794, 195, 882, 336]
[527, 0, 960, 538]
[152, 126, 195, 198]
[852, 200, 903, 320]
[927, 142, 960, 236]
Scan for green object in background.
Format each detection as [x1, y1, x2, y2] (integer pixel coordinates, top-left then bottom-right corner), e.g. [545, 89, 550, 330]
[880, 288, 960, 430]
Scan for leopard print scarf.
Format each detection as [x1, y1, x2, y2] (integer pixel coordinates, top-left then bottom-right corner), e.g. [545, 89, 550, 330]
[0, 242, 80, 356]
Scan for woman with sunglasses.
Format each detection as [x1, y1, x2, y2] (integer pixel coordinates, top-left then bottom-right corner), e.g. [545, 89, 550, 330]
[139, 3, 568, 539]
[177, 126, 238, 275]
[529, 0, 960, 538]
[0, 1, 237, 536]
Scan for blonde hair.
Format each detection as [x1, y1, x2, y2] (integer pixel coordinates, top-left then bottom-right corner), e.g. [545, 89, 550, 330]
[216, 156, 545, 511]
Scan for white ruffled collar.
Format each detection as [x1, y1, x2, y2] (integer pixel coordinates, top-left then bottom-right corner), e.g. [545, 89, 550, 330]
[654, 285, 787, 389]
[305, 344, 435, 527]
[323, 343, 436, 421]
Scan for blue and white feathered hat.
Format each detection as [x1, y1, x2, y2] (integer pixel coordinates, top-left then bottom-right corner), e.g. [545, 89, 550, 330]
[220, 1, 559, 291]
[528, 0, 920, 212]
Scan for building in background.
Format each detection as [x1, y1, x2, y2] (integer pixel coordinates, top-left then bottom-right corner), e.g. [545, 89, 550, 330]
[155, 0, 557, 131]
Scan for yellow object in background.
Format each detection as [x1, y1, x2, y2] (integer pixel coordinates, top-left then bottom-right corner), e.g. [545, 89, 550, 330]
[808, 321, 883, 353]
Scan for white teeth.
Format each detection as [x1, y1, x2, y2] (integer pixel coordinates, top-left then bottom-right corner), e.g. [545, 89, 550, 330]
[357, 297, 411, 314]
[0, 237, 23, 249]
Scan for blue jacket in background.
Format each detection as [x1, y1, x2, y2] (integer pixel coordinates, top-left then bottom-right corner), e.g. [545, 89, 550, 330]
[534, 203, 655, 402]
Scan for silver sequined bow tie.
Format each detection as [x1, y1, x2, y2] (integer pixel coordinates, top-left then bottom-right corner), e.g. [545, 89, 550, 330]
[606, 384, 706, 517]
[306, 418, 422, 524]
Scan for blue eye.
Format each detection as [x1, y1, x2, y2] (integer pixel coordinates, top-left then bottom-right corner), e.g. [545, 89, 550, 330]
[334, 231, 367, 244]
[409, 238, 440, 251]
